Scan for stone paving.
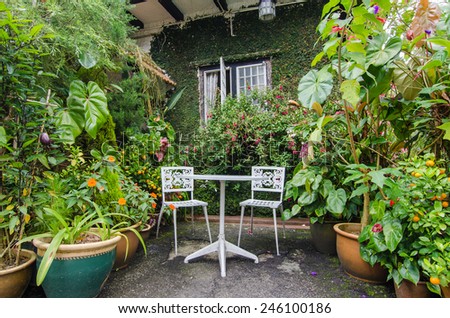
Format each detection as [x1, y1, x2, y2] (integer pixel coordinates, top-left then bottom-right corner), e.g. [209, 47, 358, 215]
[24, 218, 396, 298]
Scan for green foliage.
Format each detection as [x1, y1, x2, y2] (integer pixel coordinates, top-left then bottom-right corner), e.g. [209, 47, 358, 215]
[108, 74, 149, 136]
[0, 3, 66, 265]
[183, 87, 305, 214]
[359, 155, 450, 294]
[55, 80, 110, 143]
[151, 2, 325, 136]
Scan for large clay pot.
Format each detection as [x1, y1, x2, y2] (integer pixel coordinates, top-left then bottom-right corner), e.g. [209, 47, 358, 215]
[334, 222, 388, 283]
[113, 223, 141, 270]
[310, 220, 338, 255]
[394, 280, 437, 298]
[33, 235, 121, 298]
[441, 285, 450, 298]
[0, 249, 36, 297]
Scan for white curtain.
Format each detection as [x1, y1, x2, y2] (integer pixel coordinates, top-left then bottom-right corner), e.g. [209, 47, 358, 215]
[204, 71, 219, 120]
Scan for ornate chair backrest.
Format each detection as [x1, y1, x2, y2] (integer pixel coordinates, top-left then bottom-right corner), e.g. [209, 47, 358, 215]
[251, 166, 285, 201]
[160, 167, 194, 202]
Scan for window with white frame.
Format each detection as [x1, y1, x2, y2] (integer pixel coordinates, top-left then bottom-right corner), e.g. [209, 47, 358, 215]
[237, 62, 267, 97]
[198, 58, 271, 122]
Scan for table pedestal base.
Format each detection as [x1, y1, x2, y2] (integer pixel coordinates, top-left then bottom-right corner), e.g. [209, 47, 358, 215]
[184, 235, 258, 277]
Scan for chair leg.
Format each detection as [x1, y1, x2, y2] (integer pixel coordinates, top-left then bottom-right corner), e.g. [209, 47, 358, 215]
[203, 206, 212, 243]
[250, 206, 254, 233]
[173, 208, 178, 255]
[156, 205, 165, 238]
[237, 205, 246, 247]
[272, 208, 280, 256]
[191, 206, 194, 234]
[280, 205, 286, 239]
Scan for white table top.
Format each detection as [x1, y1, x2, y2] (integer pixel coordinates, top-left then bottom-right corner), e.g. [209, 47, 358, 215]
[182, 174, 268, 181]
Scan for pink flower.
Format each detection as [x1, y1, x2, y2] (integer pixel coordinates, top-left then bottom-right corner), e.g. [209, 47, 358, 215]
[231, 135, 237, 142]
[406, 30, 414, 41]
[331, 25, 343, 33]
[254, 138, 261, 145]
[155, 151, 164, 162]
[371, 223, 383, 233]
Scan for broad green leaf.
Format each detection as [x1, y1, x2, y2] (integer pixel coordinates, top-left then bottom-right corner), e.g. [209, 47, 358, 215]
[165, 86, 186, 112]
[368, 170, 387, 188]
[326, 188, 347, 214]
[392, 60, 423, 100]
[370, 200, 385, 220]
[0, 126, 7, 146]
[398, 259, 420, 284]
[350, 185, 369, 198]
[340, 79, 360, 107]
[427, 38, 450, 53]
[83, 82, 109, 138]
[78, 50, 97, 69]
[321, 0, 340, 18]
[383, 219, 403, 251]
[309, 128, 322, 143]
[366, 35, 402, 67]
[298, 68, 333, 109]
[437, 122, 450, 141]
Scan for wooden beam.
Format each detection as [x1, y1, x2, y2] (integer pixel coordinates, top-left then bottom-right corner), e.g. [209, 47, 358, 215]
[158, 0, 184, 21]
[213, 0, 228, 12]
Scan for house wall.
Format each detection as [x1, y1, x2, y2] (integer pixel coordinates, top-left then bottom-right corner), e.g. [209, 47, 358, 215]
[150, 0, 326, 139]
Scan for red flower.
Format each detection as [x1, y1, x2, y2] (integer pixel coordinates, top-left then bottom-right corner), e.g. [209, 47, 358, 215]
[406, 30, 414, 41]
[331, 25, 343, 33]
[390, 200, 395, 207]
[371, 223, 383, 233]
[376, 17, 386, 24]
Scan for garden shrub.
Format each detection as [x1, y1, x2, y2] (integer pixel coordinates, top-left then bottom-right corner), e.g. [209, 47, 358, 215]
[183, 87, 308, 215]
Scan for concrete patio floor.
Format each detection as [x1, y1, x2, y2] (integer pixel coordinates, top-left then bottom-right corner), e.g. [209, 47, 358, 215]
[24, 217, 396, 298]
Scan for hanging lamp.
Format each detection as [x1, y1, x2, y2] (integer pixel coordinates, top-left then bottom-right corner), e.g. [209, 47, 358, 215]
[258, 0, 276, 21]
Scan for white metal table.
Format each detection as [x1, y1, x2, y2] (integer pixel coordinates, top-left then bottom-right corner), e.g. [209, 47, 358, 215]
[183, 174, 267, 277]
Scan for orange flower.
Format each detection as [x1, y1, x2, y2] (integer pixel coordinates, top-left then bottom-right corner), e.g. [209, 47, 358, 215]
[169, 204, 175, 211]
[108, 156, 115, 163]
[118, 198, 126, 206]
[151, 202, 157, 209]
[150, 192, 157, 198]
[87, 178, 97, 188]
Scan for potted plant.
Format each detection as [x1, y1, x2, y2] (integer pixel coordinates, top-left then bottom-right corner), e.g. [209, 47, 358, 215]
[284, 162, 359, 255]
[294, 0, 449, 282]
[359, 155, 450, 297]
[86, 143, 155, 270]
[18, 148, 139, 297]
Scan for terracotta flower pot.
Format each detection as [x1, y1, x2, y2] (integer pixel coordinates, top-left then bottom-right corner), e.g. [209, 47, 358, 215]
[0, 249, 36, 297]
[441, 285, 450, 298]
[334, 222, 388, 284]
[394, 280, 437, 298]
[113, 222, 142, 270]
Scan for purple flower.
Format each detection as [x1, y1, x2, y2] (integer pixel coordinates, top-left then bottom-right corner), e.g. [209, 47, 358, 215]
[371, 223, 383, 233]
[299, 143, 308, 159]
[310, 271, 318, 276]
[372, 5, 379, 14]
[425, 29, 431, 35]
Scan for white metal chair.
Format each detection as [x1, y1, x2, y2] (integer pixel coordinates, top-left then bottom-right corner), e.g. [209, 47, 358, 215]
[156, 166, 212, 255]
[237, 166, 286, 255]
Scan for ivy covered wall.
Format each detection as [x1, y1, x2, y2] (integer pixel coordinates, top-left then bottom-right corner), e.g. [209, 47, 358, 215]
[150, 0, 326, 138]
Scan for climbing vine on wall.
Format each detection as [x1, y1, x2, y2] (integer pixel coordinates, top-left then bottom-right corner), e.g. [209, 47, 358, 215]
[150, 1, 326, 138]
